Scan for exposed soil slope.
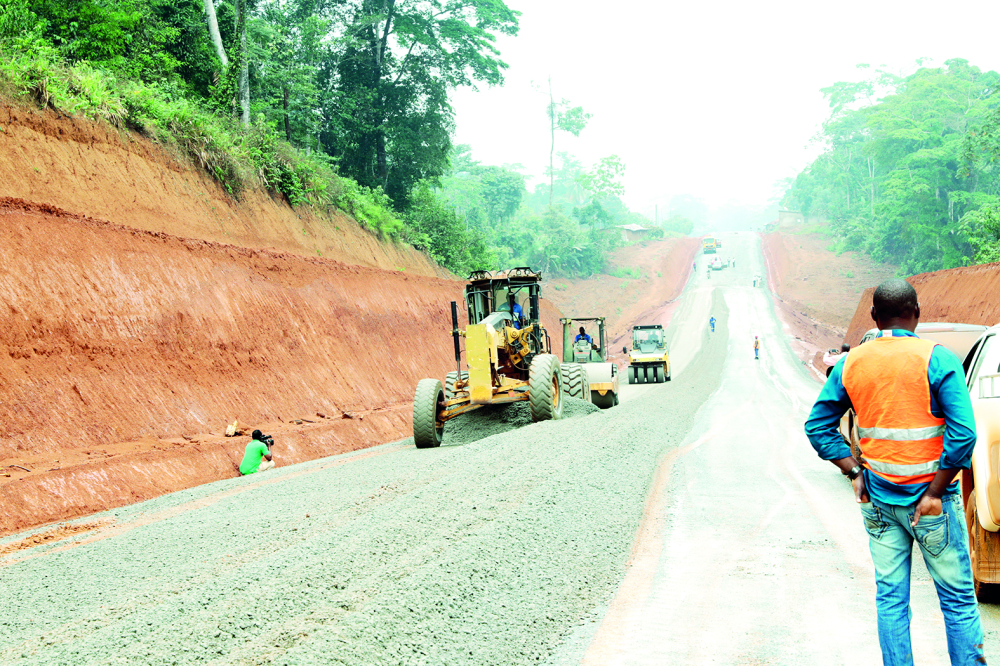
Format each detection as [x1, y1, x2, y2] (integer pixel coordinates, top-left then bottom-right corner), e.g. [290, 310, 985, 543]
[0, 197, 563, 536]
[762, 229, 897, 376]
[0, 104, 443, 277]
[545, 237, 701, 363]
[844, 262, 1000, 347]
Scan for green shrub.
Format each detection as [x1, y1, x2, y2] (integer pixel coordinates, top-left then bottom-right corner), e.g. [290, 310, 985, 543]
[610, 266, 643, 280]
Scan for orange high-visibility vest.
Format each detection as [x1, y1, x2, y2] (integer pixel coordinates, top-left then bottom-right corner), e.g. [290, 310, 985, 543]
[842, 333, 945, 485]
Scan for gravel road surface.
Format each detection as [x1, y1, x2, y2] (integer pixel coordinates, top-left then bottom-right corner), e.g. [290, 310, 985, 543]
[0, 295, 728, 665]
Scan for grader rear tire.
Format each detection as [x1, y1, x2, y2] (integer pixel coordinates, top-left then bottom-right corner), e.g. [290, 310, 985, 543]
[529, 354, 564, 422]
[560, 363, 590, 401]
[413, 379, 444, 449]
[444, 370, 469, 399]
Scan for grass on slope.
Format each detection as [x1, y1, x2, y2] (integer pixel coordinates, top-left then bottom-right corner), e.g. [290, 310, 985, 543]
[0, 41, 412, 244]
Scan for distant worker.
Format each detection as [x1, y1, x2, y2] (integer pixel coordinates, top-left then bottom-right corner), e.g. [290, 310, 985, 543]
[239, 430, 274, 475]
[692, 261, 696, 271]
[709, 316, 716, 333]
[575, 326, 592, 344]
[804, 279, 983, 666]
[823, 343, 851, 377]
[754, 336, 760, 360]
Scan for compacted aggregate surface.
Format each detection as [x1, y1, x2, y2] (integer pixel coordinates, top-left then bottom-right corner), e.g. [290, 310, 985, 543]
[0, 298, 727, 666]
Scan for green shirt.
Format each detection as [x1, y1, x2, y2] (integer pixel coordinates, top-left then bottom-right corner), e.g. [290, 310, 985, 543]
[239, 439, 270, 475]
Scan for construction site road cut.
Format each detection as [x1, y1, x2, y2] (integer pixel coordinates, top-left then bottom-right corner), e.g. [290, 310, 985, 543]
[2, 234, 998, 665]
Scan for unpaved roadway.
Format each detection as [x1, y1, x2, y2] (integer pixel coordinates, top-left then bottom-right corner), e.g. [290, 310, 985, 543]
[1, 233, 998, 665]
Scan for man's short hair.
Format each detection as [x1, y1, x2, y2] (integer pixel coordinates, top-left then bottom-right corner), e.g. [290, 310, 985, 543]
[252, 429, 263, 440]
[872, 279, 918, 319]
[841, 343, 851, 353]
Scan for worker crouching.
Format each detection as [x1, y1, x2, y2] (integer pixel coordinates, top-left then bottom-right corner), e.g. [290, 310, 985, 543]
[239, 429, 275, 475]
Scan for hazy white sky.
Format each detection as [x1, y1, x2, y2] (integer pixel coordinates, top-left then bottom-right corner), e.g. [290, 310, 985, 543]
[450, 0, 1000, 220]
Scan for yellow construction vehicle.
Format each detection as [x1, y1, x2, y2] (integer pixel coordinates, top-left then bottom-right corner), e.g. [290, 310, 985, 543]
[623, 324, 671, 384]
[412, 268, 568, 449]
[561, 316, 619, 408]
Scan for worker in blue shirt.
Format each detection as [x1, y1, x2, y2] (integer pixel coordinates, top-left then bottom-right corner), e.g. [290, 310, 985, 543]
[804, 279, 983, 666]
[575, 326, 592, 344]
[511, 301, 523, 329]
[709, 316, 716, 333]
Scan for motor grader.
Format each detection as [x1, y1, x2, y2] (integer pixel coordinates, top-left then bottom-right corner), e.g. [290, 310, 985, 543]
[560, 317, 619, 409]
[412, 267, 589, 449]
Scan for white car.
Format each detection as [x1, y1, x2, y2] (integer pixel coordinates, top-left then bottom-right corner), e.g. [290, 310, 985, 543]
[961, 324, 1000, 598]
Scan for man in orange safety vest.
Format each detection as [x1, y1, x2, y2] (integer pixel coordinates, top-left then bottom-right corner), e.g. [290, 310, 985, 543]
[805, 279, 984, 666]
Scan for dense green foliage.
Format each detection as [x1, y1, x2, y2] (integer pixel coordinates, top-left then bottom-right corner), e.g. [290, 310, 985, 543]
[784, 60, 1000, 273]
[432, 147, 672, 277]
[0, 0, 519, 256]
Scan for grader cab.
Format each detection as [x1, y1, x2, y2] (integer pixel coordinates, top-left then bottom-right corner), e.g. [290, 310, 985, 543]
[412, 268, 567, 449]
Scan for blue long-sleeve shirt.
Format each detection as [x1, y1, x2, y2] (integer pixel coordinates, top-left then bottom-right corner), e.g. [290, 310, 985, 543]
[804, 329, 976, 505]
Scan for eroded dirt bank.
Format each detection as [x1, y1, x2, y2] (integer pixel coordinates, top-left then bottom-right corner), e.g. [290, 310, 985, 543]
[762, 229, 897, 376]
[0, 198, 562, 535]
[0, 104, 443, 277]
[844, 262, 1000, 346]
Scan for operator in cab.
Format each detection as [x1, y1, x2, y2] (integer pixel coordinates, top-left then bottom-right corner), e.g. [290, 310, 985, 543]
[575, 326, 592, 345]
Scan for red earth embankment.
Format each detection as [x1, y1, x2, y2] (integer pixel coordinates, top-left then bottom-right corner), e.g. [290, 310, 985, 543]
[0, 197, 562, 536]
[843, 262, 1000, 347]
[545, 237, 701, 363]
[0, 104, 444, 277]
[762, 229, 897, 377]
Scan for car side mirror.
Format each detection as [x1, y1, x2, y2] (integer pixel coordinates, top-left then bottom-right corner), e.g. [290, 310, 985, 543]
[622, 346, 627, 355]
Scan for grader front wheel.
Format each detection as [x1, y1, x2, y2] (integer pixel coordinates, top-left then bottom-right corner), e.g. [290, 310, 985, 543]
[413, 379, 445, 449]
[529, 354, 564, 422]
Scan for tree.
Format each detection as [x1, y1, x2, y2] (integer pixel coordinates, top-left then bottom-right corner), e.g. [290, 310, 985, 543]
[324, 0, 519, 207]
[202, 0, 228, 67]
[578, 155, 625, 201]
[546, 78, 589, 205]
[784, 59, 1000, 272]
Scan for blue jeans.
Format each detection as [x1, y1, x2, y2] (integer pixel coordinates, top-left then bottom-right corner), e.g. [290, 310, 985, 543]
[860, 494, 986, 665]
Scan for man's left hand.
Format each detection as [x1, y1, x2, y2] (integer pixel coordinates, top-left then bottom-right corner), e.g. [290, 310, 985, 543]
[911, 493, 943, 526]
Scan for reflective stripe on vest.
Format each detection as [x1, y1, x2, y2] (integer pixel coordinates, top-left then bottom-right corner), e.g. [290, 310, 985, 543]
[842, 335, 944, 485]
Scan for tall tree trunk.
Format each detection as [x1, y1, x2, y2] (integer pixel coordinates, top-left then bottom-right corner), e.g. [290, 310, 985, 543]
[283, 86, 291, 141]
[236, 0, 249, 126]
[373, 1, 395, 190]
[548, 77, 554, 207]
[202, 0, 229, 68]
[377, 131, 388, 188]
